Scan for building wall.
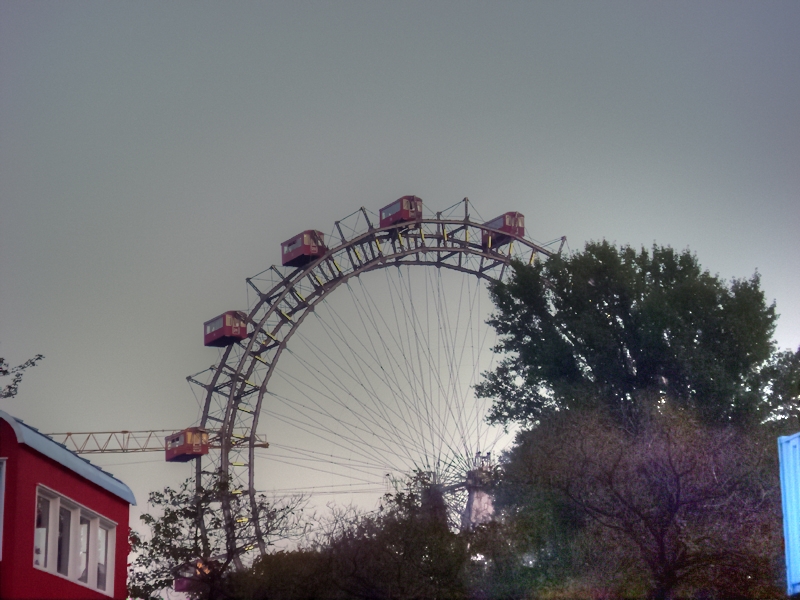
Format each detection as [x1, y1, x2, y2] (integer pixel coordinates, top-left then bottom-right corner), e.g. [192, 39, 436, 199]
[0, 420, 130, 600]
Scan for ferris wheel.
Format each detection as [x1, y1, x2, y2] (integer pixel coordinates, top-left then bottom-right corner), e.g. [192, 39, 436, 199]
[185, 196, 564, 565]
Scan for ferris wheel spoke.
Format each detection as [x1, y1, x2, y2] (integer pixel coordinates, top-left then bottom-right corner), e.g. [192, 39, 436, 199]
[264, 364, 431, 465]
[343, 275, 428, 421]
[261, 393, 414, 470]
[305, 289, 446, 460]
[275, 351, 404, 444]
[356, 270, 462, 450]
[260, 446, 396, 478]
[301, 309, 424, 440]
[427, 272, 474, 455]
[380, 271, 437, 460]
[302, 296, 419, 423]
[435, 271, 476, 446]
[395, 269, 447, 460]
[277, 336, 433, 463]
[420, 271, 463, 462]
[357, 269, 488, 472]
[352, 270, 478, 472]
[254, 453, 389, 485]
[257, 415, 402, 480]
[341, 281, 432, 438]
[267, 443, 398, 470]
[451, 276, 489, 448]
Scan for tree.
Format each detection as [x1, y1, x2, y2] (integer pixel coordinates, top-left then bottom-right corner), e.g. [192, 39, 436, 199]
[476, 242, 777, 428]
[502, 402, 783, 599]
[760, 346, 800, 427]
[233, 548, 333, 600]
[239, 474, 472, 600]
[316, 474, 469, 600]
[238, 473, 581, 600]
[128, 478, 306, 600]
[0, 354, 44, 399]
[475, 241, 789, 597]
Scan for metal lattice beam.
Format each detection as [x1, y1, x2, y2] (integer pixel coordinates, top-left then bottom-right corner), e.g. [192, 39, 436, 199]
[45, 430, 268, 454]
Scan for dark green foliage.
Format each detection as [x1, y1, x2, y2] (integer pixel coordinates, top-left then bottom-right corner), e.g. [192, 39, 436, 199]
[489, 476, 583, 592]
[476, 242, 777, 428]
[0, 354, 44, 398]
[235, 550, 332, 600]
[462, 518, 570, 600]
[761, 346, 800, 428]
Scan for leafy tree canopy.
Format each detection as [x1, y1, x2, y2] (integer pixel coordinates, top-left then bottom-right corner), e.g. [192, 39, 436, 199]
[476, 242, 777, 427]
[760, 346, 800, 429]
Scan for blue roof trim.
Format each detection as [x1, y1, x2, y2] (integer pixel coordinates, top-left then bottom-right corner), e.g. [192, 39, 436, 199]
[0, 410, 136, 506]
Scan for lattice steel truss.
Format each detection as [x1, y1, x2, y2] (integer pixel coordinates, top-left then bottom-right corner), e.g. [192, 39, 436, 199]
[45, 430, 268, 454]
[187, 198, 565, 566]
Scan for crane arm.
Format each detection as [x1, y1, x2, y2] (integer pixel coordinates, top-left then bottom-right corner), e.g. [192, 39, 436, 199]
[45, 430, 268, 454]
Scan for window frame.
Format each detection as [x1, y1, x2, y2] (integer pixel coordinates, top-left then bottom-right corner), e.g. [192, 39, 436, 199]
[381, 200, 402, 220]
[205, 316, 224, 335]
[486, 215, 505, 230]
[283, 236, 302, 253]
[0, 458, 6, 561]
[33, 486, 117, 596]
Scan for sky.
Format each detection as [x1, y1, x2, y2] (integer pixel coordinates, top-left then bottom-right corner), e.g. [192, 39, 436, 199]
[2, 1, 799, 531]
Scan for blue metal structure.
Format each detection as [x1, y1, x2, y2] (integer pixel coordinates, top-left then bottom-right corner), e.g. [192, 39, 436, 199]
[779, 431, 800, 595]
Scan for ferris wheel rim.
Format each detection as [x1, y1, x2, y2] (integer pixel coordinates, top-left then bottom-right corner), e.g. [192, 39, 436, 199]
[193, 208, 562, 560]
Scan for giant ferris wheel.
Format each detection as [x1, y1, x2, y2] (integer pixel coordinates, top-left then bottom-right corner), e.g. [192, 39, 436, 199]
[184, 196, 564, 565]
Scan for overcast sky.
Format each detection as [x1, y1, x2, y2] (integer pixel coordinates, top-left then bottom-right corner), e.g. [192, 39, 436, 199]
[2, 1, 799, 522]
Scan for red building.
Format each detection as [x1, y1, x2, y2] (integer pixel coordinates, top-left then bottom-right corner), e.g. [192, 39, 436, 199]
[0, 410, 135, 600]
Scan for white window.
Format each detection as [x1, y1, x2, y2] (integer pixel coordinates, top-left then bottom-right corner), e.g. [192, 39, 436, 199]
[486, 215, 505, 230]
[381, 200, 402, 220]
[166, 433, 185, 449]
[283, 236, 302, 253]
[205, 316, 224, 335]
[0, 458, 6, 561]
[34, 487, 116, 596]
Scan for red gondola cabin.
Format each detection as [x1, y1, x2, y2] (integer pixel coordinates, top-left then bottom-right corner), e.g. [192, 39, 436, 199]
[165, 427, 209, 462]
[281, 230, 327, 268]
[204, 311, 248, 347]
[482, 212, 525, 249]
[379, 196, 423, 228]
